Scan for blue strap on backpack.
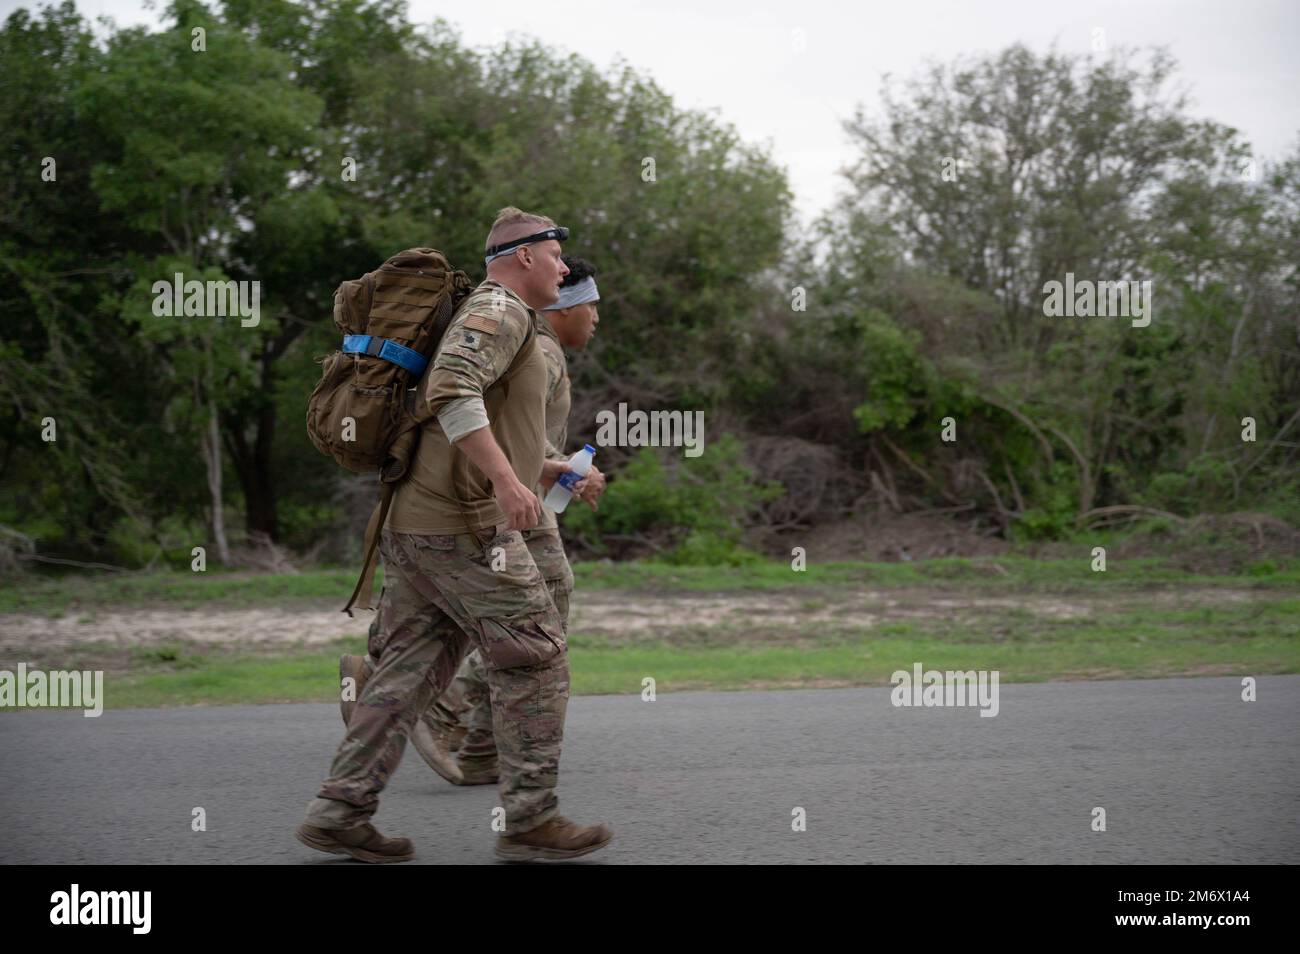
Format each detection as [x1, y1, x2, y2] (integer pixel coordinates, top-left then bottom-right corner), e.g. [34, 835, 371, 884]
[342, 334, 428, 375]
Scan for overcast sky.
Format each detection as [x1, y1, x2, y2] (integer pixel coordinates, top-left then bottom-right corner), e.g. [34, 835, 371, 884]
[9, 0, 1299, 225]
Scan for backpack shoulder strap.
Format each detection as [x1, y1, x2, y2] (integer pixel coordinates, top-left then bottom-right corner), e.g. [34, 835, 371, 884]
[342, 483, 394, 617]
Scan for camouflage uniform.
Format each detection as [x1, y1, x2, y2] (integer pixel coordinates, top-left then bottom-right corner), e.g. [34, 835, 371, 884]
[304, 281, 569, 835]
[424, 316, 575, 768]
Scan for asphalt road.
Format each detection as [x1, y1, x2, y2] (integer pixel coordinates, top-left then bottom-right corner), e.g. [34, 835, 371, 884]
[2, 676, 1297, 864]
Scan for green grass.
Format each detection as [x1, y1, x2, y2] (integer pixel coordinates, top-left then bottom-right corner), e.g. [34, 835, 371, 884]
[2, 555, 1296, 617]
[568, 638, 1294, 693]
[0, 567, 370, 616]
[28, 594, 1297, 708]
[572, 554, 1300, 592]
[72, 634, 1298, 709]
[2, 554, 1295, 708]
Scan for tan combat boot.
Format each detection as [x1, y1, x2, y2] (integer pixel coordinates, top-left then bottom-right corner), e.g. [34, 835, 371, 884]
[338, 654, 369, 726]
[409, 718, 464, 784]
[495, 816, 614, 862]
[454, 756, 499, 786]
[295, 823, 414, 864]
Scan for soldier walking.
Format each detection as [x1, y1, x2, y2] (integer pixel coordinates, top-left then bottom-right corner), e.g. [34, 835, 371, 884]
[297, 209, 613, 863]
[345, 256, 606, 787]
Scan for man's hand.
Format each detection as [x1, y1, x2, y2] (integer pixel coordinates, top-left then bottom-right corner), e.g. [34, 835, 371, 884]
[454, 425, 539, 531]
[493, 472, 540, 531]
[539, 458, 571, 492]
[572, 463, 606, 511]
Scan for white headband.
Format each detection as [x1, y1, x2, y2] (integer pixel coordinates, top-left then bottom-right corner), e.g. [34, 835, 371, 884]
[545, 276, 599, 311]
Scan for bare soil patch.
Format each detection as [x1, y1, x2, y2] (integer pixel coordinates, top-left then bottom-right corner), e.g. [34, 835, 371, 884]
[0, 585, 1265, 663]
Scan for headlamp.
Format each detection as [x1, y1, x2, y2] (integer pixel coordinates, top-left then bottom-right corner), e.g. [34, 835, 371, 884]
[484, 226, 570, 264]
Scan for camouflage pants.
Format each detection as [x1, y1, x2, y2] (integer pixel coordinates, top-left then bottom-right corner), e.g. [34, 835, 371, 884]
[426, 529, 573, 766]
[304, 525, 568, 835]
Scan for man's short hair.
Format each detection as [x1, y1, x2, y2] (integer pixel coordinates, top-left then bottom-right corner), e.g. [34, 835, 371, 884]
[486, 207, 559, 251]
[560, 256, 597, 287]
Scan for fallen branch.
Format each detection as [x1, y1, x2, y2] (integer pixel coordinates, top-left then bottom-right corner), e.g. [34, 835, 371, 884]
[16, 553, 131, 572]
[1076, 505, 1189, 528]
[907, 502, 977, 517]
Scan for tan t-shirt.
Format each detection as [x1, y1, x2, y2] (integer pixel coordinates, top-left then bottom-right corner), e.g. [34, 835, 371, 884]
[386, 280, 547, 534]
[532, 317, 572, 532]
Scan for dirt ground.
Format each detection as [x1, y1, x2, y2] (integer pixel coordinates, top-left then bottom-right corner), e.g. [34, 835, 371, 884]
[771, 512, 1012, 561]
[0, 584, 1265, 661]
[1, 511, 1289, 671]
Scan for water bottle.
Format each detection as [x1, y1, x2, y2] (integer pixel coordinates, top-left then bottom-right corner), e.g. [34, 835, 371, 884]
[544, 444, 596, 514]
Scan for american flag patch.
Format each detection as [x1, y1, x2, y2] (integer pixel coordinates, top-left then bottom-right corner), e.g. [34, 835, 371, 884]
[464, 312, 502, 334]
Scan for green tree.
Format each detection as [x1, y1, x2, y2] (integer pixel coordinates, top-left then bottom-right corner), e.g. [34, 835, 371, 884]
[78, 0, 328, 557]
[817, 43, 1295, 528]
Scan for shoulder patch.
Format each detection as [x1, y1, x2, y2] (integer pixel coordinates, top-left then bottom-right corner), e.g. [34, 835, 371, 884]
[464, 313, 502, 334]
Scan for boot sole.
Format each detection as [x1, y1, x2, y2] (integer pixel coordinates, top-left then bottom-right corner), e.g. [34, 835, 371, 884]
[453, 774, 499, 786]
[495, 831, 613, 862]
[295, 825, 413, 864]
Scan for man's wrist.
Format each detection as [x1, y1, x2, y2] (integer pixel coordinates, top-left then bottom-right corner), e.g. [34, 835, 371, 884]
[483, 458, 516, 485]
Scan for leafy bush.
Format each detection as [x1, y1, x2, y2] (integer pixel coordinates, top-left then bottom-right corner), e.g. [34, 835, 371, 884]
[847, 309, 930, 434]
[565, 433, 781, 562]
[1010, 462, 1079, 541]
[667, 530, 766, 566]
[1137, 457, 1237, 515]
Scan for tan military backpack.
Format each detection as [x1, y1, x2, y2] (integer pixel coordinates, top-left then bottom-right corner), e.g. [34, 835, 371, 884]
[307, 248, 472, 615]
[308, 247, 471, 471]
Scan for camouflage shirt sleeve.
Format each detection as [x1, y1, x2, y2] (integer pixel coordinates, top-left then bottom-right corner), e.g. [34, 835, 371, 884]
[422, 297, 530, 441]
[539, 334, 568, 461]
